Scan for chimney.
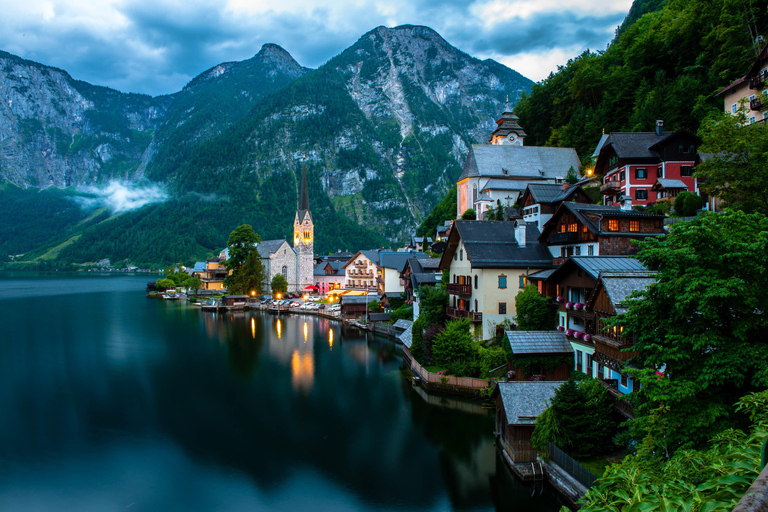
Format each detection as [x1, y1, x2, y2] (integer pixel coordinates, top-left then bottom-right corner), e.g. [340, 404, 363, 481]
[562, 183, 569, 192]
[514, 221, 527, 247]
[656, 120, 664, 136]
[622, 196, 633, 211]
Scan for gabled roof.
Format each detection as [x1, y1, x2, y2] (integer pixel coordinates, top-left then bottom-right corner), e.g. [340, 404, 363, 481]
[257, 239, 291, 257]
[595, 130, 702, 169]
[379, 251, 428, 272]
[393, 319, 413, 330]
[440, 221, 553, 269]
[546, 256, 649, 282]
[398, 324, 413, 348]
[717, 46, 768, 96]
[313, 261, 345, 276]
[342, 250, 381, 269]
[540, 202, 664, 240]
[496, 381, 563, 425]
[458, 144, 581, 182]
[405, 257, 442, 275]
[652, 178, 688, 190]
[192, 261, 207, 273]
[480, 179, 530, 191]
[506, 331, 573, 355]
[412, 273, 440, 287]
[588, 272, 657, 314]
[521, 183, 591, 205]
[592, 133, 610, 158]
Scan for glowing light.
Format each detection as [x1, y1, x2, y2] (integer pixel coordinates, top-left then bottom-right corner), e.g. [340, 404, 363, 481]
[329, 329, 334, 350]
[586, 168, 594, 176]
[251, 317, 256, 339]
[250, 290, 255, 296]
[276, 293, 282, 300]
[303, 294, 308, 301]
[303, 322, 308, 342]
[290, 350, 315, 392]
[277, 319, 282, 339]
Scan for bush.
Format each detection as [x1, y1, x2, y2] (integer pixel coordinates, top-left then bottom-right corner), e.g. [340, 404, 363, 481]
[432, 319, 479, 376]
[673, 191, 703, 217]
[410, 317, 425, 362]
[461, 208, 476, 220]
[422, 323, 444, 365]
[390, 304, 413, 322]
[155, 278, 176, 290]
[479, 345, 507, 378]
[515, 285, 556, 330]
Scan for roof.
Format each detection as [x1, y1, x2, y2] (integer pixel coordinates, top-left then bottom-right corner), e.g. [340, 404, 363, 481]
[368, 313, 391, 322]
[412, 273, 440, 286]
[524, 183, 585, 204]
[597, 130, 702, 162]
[480, 179, 528, 191]
[406, 257, 441, 275]
[313, 261, 345, 276]
[441, 221, 553, 269]
[599, 272, 657, 314]
[496, 381, 563, 425]
[652, 178, 688, 190]
[341, 295, 380, 305]
[476, 191, 493, 202]
[297, 165, 311, 223]
[547, 256, 649, 282]
[342, 250, 381, 269]
[257, 239, 290, 257]
[393, 319, 413, 330]
[192, 261, 207, 272]
[379, 251, 428, 272]
[458, 144, 581, 182]
[526, 268, 556, 281]
[398, 324, 413, 348]
[592, 133, 610, 158]
[506, 331, 573, 355]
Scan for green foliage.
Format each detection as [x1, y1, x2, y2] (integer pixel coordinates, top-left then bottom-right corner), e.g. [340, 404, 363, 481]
[619, 210, 768, 452]
[532, 407, 562, 453]
[672, 190, 703, 217]
[461, 208, 476, 220]
[417, 187, 457, 237]
[187, 276, 202, 293]
[390, 304, 413, 322]
[432, 319, 478, 376]
[478, 345, 507, 379]
[270, 273, 288, 294]
[573, 391, 768, 512]
[514, 0, 767, 161]
[223, 225, 266, 294]
[225, 224, 261, 272]
[417, 285, 448, 326]
[565, 166, 579, 184]
[644, 201, 671, 216]
[155, 278, 175, 290]
[410, 317, 425, 362]
[366, 300, 382, 312]
[697, 109, 768, 214]
[515, 284, 557, 330]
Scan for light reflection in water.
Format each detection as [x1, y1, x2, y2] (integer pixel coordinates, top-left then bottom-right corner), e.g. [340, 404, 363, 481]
[251, 318, 256, 339]
[329, 329, 333, 350]
[303, 322, 308, 342]
[290, 350, 314, 392]
[276, 319, 282, 339]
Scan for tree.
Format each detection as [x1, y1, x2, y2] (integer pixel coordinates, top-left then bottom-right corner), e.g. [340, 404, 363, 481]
[367, 300, 382, 312]
[432, 319, 478, 376]
[155, 278, 175, 290]
[618, 210, 768, 452]
[461, 208, 476, 220]
[186, 276, 202, 294]
[515, 285, 557, 330]
[672, 190, 703, 217]
[418, 285, 448, 326]
[271, 273, 288, 295]
[697, 109, 768, 215]
[224, 225, 265, 294]
[565, 165, 579, 184]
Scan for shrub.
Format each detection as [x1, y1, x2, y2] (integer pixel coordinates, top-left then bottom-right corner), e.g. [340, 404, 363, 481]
[515, 284, 557, 330]
[479, 345, 507, 378]
[432, 319, 479, 376]
[673, 191, 703, 217]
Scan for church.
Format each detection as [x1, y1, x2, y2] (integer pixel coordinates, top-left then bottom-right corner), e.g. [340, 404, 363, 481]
[456, 107, 582, 218]
[257, 166, 314, 293]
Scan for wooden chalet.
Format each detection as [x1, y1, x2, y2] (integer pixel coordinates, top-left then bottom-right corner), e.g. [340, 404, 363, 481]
[493, 381, 563, 463]
[340, 295, 378, 320]
[519, 183, 593, 231]
[539, 202, 664, 265]
[505, 331, 573, 381]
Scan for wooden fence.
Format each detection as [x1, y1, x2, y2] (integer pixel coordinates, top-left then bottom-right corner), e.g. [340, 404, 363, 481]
[548, 443, 598, 489]
[409, 357, 490, 390]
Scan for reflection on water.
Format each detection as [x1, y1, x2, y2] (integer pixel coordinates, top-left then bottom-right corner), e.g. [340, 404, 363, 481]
[0, 274, 567, 512]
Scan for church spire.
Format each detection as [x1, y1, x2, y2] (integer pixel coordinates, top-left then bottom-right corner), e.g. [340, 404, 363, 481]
[298, 164, 310, 216]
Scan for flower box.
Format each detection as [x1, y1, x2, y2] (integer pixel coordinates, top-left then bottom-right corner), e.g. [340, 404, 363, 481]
[557, 325, 565, 332]
[583, 334, 592, 342]
[566, 329, 574, 336]
[574, 331, 583, 339]
[565, 302, 573, 309]
[574, 303, 583, 310]
[556, 296, 564, 302]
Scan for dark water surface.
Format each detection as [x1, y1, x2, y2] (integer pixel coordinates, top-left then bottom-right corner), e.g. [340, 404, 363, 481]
[0, 273, 566, 511]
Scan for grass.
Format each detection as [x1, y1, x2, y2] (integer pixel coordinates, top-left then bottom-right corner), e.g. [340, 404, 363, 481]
[423, 365, 447, 374]
[578, 456, 617, 477]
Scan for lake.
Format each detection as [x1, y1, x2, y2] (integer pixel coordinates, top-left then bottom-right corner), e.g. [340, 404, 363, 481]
[0, 273, 567, 511]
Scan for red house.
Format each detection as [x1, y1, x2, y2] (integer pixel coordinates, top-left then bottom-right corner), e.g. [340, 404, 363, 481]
[593, 121, 701, 207]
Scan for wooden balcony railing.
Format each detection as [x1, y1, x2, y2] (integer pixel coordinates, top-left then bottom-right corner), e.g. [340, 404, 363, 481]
[600, 181, 622, 195]
[446, 283, 472, 296]
[550, 232, 580, 244]
[752, 97, 764, 111]
[593, 334, 636, 362]
[446, 307, 482, 323]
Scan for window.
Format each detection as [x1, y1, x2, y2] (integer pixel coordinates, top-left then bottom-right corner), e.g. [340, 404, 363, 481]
[731, 103, 738, 114]
[607, 219, 619, 231]
[598, 362, 605, 379]
[576, 350, 583, 369]
[498, 275, 507, 289]
[636, 189, 648, 200]
[459, 249, 463, 261]
[630, 220, 640, 232]
[453, 252, 457, 261]
[588, 245, 594, 256]
[621, 373, 628, 387]
[620, 171, 626, 181]
[575, 246, 581, 256]
[474, 275, 478, 289]
[750, 116, 757, 124]
[281, 266, 288, 277]
[609, 155, 618, 167]
[474, 299, 478, 311]
[635, 168, 647, 179]
[657, 167, 663, 178]
[681, 165, 693, 177]
[519, 275, 526, 288]
[585, 353, 593, 376]
[567, 223, 577, 232]
[560, 247, 567, 257]
[499, 302, 507, 314]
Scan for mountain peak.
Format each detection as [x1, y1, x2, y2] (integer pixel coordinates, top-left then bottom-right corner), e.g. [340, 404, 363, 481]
[256, 43, 294, 63]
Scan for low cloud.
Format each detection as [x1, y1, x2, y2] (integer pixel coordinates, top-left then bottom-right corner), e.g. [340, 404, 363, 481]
[75, 181, 169, 213]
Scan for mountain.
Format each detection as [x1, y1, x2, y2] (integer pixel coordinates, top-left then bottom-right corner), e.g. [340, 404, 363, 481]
[1, 25, 534, 266]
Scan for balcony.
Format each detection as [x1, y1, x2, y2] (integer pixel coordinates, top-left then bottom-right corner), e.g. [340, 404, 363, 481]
[593, 334, 636, 363]
[550, 232, 579, 244]
[750, 70, 767, 89]
[600, 181, 622, 195]
[751, 97, 764, 111]
[446, 283, 472, 296]
[446, 307, 482, 323]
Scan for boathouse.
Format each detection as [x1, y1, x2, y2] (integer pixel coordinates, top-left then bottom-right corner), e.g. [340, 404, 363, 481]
[505, 331, 573, 381]
[493, 381, 563, 463]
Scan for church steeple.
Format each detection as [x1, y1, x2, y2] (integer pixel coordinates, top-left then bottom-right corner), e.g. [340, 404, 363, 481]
[490, 103, 527, 146]
[294, 164, 314, 291]
[298, 164, 310, 220]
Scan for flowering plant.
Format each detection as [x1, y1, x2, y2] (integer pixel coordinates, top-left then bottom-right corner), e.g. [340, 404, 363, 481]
[566, 329, 574, 336]
[565, 302, 573, 309]
[557, 325, 565, 331]
[507, 370, 516, 380]
[437, 370, 448, 385]
[574, 303, 583, 310]
[574, 331, 583, 339]
[583, 334, 592, 342]
[529, 374, 545, 382]
[556, 296, 564, 302]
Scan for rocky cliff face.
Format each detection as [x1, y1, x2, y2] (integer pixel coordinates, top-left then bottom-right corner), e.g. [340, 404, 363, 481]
[0, 51, 169, 188]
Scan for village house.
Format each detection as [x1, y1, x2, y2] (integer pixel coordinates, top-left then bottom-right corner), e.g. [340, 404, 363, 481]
[505, 331, 573, 382]
[343, 250, 379, 291]
[593, 121, 702, 207]
[378, 251, 428, 295]
[439, 220, 553, 340]
[717, 45, 768, 125]
[457, 108, 581, 218]
[401, 257, 442, 318]
[195, 256, 230, 290]
[493, 381, 563, 464]
[313, 260, 346, 294]
[539, 201, 665, 264]
[519, 183, 593, 231]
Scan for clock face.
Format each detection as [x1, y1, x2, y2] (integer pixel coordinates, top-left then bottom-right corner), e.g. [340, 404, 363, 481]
[508, 133, 517, 142]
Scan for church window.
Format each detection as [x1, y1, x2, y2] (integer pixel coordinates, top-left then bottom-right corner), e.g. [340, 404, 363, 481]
[282, 266, 287, 277]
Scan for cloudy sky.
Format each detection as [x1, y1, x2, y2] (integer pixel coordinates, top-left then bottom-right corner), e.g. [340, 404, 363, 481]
[0, 0, 632, 96]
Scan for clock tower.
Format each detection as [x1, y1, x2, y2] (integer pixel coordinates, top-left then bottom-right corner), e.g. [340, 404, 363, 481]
[490, 104, 526, 146]
[293, 165, 314, 291]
